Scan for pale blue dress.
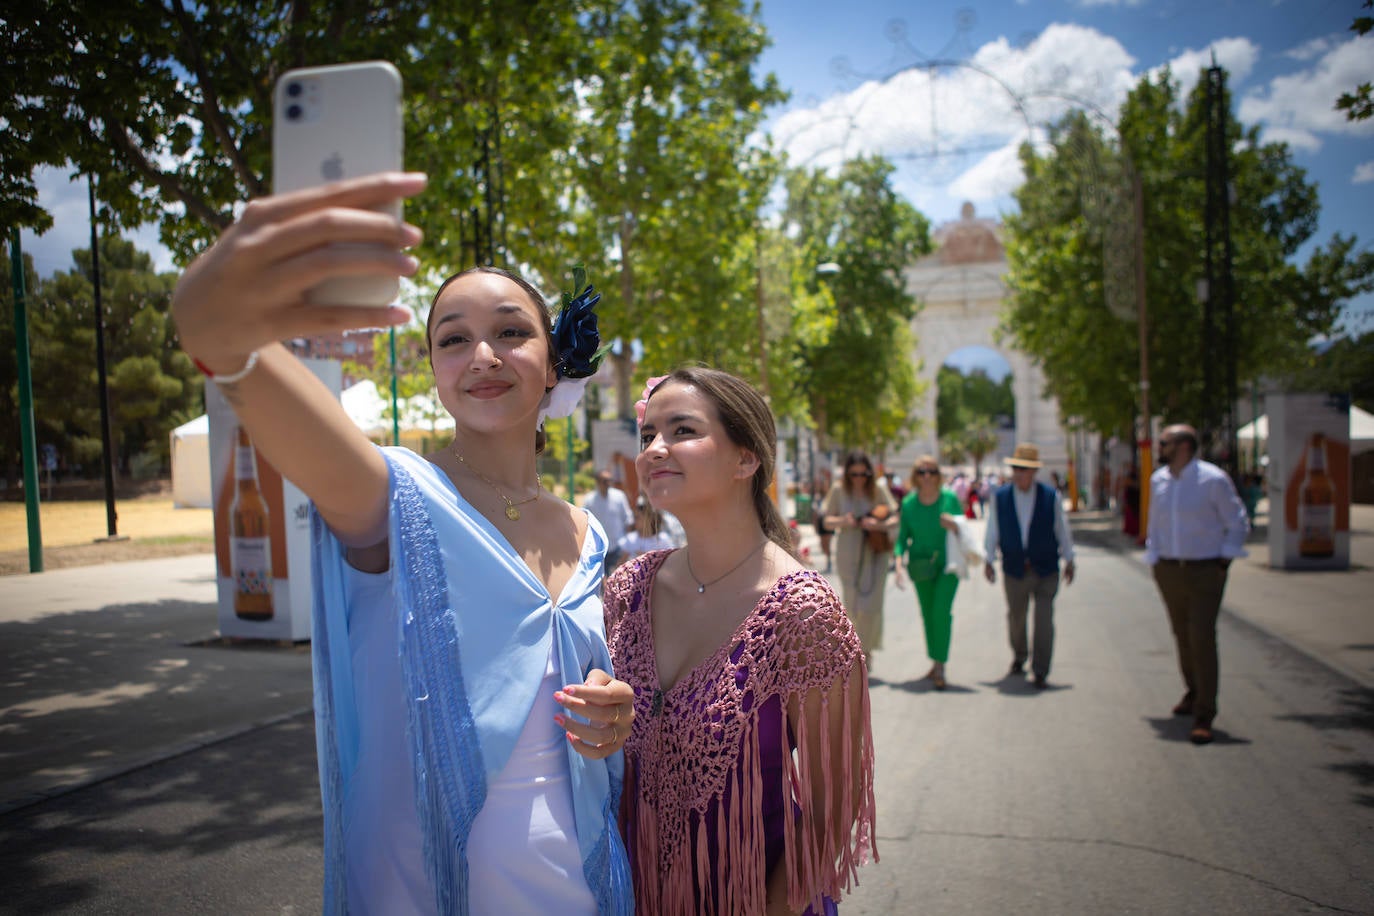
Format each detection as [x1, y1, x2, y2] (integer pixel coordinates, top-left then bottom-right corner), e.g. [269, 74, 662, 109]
[310, 447, 633, 915]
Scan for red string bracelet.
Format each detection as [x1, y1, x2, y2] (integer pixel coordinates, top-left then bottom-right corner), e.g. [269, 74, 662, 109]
[191, 351, 260, 384]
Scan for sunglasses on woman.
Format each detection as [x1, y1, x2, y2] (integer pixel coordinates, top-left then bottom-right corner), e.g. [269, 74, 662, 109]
[913, 468, 939, 477]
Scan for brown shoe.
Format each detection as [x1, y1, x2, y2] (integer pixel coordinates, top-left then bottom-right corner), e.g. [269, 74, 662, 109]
[932, 673, 947, 691]
[1172, 694, 1194, 717]
[1189, 719, 1214, 745]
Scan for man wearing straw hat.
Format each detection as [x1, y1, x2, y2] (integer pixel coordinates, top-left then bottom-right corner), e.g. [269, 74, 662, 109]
[984, 443, 1076, 689]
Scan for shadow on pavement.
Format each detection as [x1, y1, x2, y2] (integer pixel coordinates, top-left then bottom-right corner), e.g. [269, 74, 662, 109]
[1276, 684, 1374, 807]
[869, 675, 976, 695]
[1144, 715, 1251, 746]
[1276, 684, 1374, 733]
[1326, 761, 1374, 808]
[0, 598, 311, 811]
[976, 674, 1076, 697]
[0, 714, 323, 914]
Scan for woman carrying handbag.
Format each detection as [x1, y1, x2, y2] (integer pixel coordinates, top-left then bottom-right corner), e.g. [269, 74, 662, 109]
[821, 451, 898, 669]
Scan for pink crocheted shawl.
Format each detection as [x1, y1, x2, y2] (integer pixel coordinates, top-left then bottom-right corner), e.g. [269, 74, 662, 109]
[605, 550, 877, 915]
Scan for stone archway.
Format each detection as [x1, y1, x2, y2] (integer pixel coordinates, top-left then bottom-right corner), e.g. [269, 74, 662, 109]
[890, 203, 1068, 477]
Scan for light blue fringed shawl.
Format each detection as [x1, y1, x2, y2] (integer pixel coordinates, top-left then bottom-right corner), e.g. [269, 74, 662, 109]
[310, 447, 633, 915]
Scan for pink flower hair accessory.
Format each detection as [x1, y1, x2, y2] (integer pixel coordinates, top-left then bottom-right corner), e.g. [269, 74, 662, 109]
[634, 375, 671, 426]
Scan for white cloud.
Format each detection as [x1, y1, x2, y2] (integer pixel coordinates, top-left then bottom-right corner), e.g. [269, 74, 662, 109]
[947, 134, 1030, 201]
[20, 165, 178, 279]
[1238, 33, 1374, 151]
[771, 24, 1136, 212]
[1354, 161, 1374, 184]
[1284, 36, 1333, 61]
[1154, 37, 1261, 100]
[1259, 126, 1324, 152]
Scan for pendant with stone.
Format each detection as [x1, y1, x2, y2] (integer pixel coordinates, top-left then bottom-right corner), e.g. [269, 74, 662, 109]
[505, 505, 521, 521]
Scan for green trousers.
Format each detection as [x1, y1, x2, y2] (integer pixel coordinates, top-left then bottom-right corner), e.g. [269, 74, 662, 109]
[913, 571, 959, 664]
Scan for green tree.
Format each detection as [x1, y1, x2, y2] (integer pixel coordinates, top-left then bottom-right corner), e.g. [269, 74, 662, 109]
[1287, 332, 1374, 412]
[24, 236, 199, 474]
[784, 157, 932, 455]
[556, 1, 786, 415]
[936, 365, 1013, 437]
[4, 3, 787, 427]
[0, 2, 610, 269]
[0, 252, 42, 476]
[1336, 0, 1373, 122]
[942, 421, 999, 479]
[1003, 69, 1373, 438]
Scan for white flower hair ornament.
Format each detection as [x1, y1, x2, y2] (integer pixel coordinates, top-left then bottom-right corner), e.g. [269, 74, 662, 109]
[538, 265, 611, 424]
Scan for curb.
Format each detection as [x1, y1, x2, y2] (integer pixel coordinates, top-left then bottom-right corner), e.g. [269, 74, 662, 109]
[0, 705, 315, 818]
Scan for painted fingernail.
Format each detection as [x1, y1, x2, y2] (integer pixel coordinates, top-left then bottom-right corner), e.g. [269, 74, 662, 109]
[553, 714, 566, 727]
[563, 685, 578, 696]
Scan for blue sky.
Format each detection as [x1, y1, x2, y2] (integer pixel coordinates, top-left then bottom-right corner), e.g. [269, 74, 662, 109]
[19, 0, 1373, 350]
[757, 0, 1374, 348]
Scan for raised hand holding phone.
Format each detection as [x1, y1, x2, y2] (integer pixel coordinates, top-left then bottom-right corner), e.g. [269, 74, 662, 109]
[173, 173, 426, 376]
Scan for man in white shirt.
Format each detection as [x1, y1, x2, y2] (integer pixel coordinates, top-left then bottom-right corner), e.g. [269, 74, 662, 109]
[583, 470, 634, 570]
[1146, 424, 1249, 745]
[983, 443, 1076, 689]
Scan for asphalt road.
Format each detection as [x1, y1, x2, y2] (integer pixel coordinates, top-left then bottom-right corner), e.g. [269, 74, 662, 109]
[3, 542, 1372, 914]
[847, 542, 1374, 915]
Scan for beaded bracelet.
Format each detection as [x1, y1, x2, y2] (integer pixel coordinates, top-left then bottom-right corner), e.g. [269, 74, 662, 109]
[192, 350, 260, 385]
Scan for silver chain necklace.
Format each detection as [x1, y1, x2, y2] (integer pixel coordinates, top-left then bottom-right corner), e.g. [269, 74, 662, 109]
[685, 539, 768, 595]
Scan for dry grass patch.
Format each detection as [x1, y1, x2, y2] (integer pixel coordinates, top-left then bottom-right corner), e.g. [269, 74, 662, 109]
[0, 497, 213, 575]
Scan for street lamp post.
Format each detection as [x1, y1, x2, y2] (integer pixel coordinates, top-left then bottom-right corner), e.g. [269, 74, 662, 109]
[89, 176, 125, 542]
[10, 229, 43, 572]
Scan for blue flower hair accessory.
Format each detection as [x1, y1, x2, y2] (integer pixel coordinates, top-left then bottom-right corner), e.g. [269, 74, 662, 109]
[540, 265, 611, 423]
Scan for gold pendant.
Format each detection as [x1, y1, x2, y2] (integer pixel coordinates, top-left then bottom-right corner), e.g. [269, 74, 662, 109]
[505, 505, 521, 521]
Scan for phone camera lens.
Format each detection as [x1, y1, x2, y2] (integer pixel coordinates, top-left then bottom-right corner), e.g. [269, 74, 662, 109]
[287, 104, 303, 120]
[286, 81, 303, 98]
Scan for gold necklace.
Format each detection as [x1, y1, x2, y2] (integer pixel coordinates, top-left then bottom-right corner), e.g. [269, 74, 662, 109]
[685, 539, 768, 595]
[453, 448, 542, 520]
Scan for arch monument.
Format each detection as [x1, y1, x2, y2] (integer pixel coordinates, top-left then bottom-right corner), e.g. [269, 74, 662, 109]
[888, 203, 1068, 478]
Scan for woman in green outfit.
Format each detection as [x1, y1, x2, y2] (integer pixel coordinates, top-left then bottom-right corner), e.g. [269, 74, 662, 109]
[894, 455, 963, 689]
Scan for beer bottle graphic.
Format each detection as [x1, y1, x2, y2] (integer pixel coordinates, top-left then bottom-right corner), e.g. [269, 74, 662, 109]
[1297, 432, 1335, 558]
[231, 426, 274, 619]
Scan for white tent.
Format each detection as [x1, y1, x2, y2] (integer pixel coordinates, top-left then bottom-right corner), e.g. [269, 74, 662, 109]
[1238, 405, 1374, 453]
[341, 379, 454, 438]
[170, 381, 454, 508]
[170, 414, 212, 508]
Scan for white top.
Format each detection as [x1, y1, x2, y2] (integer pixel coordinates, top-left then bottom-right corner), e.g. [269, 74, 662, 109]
[618, 530, 675, 560]
[342, 567, 595, 916]
[1145, 458, 1250, 564]
[659, 511, 688, 547]
[983, 483, 1075, 563]
[467, 654, 597, 916]
[583, 487, 634, 546]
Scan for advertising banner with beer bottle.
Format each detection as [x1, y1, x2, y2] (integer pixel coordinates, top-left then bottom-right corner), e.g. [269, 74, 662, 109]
[1268, 392, 1351, 571]
[207, 359, 342, 639]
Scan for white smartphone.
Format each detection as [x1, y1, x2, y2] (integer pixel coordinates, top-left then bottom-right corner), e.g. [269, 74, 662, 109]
[273, 61, 404, 306]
